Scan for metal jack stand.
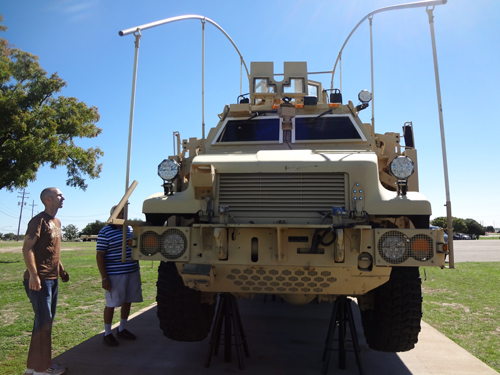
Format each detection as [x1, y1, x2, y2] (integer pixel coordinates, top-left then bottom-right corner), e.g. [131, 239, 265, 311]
[322, 296, 364, 375]
[205, 293, 250, 370]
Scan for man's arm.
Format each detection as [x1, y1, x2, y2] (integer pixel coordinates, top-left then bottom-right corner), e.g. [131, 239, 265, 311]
[22, 234, 40, 291]
[96, 251, 111, 292]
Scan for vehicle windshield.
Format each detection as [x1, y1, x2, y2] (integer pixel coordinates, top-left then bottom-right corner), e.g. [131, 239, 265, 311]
[215, 115, 364, 143]
[217, 118, 280, 142]
[295, 116, 362, 141]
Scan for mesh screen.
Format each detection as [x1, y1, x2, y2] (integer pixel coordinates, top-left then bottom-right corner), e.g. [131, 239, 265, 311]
[140, 231, 160, 256]
[377, 231, 410, 264]
[160, 229, 188, 260]
[410, 234, 433, 261]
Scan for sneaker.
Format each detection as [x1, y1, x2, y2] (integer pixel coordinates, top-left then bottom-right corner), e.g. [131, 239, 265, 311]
[49, 364, 67, 373]
[33, 363, 67, 375]
[103, 333, 119, 347]
[117, 328, 137, 340]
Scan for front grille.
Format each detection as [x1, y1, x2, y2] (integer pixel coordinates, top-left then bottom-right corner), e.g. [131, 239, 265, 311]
[218, 173, 345, 217]
[226, 268, 337, 293]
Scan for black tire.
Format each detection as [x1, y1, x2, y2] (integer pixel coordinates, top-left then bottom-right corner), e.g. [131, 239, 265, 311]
[359, 267, 422, 352]
[156, 261, 215, 341]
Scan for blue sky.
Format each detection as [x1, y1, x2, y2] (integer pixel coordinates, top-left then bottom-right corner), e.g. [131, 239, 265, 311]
[1, 0, 499, 235]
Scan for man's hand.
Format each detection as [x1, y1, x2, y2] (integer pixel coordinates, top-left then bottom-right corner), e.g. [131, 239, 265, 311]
[29, 274, 41, 291]
[102, 278, 112, 292]
[60, 270, 70, 282]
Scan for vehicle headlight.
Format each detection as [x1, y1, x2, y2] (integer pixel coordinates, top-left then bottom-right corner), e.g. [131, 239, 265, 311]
[160, 229, 187, 259]
[410, 235, 433, 261]
[358, 89, 372, 103]
[389, 156, 414, 179]
[158, 159, 180, 181]
[140, 231, 160, 256]
[378, 231, 409, 264]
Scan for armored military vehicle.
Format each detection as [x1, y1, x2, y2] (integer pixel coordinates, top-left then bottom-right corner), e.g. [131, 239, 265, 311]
[115, 11, 448, 353]
[125, 61, 447, 351]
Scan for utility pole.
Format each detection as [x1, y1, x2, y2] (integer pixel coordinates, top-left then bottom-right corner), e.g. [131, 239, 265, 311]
[17, 189, 29, 241]
[29, 199, 38, 219]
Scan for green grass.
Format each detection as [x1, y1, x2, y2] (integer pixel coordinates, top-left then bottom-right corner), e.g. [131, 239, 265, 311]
[0, 243, 158, 375]
[421, 263, 500, 372]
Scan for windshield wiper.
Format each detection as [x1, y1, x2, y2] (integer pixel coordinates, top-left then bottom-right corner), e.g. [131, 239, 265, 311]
[317, 109, 333, 118]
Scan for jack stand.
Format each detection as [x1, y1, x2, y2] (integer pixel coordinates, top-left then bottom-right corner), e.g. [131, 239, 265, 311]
[205, 293, 250, 370]
[322, 296, 364, 375]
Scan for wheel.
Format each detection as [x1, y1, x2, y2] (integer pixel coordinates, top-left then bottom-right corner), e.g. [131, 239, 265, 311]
[359, 267, 422, 352]
[156, 261, 215, 341]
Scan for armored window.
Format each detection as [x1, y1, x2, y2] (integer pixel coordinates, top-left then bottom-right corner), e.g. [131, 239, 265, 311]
[283, 78, 305, 94]
[294, 115, 364, 141]
[217, 118, 280, 142]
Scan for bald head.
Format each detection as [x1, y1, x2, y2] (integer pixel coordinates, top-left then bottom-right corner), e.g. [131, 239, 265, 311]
[40, 188, 65, 215]
[40, 188, 58, 204]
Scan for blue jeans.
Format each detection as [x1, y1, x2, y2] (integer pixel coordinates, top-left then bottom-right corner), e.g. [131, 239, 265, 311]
[24, 278, 58, 371]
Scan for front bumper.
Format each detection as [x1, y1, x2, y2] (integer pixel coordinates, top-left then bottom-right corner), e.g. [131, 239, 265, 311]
[130, 224, 445, 295]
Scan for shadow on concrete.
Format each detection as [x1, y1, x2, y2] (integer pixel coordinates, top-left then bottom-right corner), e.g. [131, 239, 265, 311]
[55, 296, 413, 375]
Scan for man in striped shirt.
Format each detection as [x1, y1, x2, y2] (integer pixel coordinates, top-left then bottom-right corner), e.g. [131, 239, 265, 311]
[96, 205, 143, 347]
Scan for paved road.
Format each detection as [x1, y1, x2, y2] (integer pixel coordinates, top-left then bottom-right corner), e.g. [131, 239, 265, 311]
[54, 297, 499, 375]
[452, 239, 500, 262]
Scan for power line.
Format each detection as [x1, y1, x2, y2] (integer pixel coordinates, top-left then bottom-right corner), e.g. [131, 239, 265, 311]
[0, 209, 18, 219]
[0, 202, 18, 215]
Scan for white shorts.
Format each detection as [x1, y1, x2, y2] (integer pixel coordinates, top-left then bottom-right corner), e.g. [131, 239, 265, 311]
[105, 269, 143, 308]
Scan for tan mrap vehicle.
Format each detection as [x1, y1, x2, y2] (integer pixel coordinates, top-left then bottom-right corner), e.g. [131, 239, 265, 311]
[115, 59, 447, 352]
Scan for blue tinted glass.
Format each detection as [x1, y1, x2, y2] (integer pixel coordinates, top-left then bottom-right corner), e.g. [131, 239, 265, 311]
[218, 118, 279, 142]
[295, 117, 361, 140]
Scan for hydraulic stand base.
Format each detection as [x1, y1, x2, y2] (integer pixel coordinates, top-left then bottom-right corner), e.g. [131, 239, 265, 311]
[322, 296, 364, 375]
[205, 293, 250, 370]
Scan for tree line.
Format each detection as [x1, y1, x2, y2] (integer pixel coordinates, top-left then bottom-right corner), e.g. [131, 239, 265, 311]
[62, 219, 141, 241]
[430, 217, 492, 238]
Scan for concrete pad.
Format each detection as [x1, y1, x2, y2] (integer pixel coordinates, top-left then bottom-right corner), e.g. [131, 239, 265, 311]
[54, 297, 499, 375]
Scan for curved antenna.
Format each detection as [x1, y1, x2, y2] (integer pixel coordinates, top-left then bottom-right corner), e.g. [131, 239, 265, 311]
[330, 0, 447, 90]
[119, 15, 250, 79]
[119, 15, 249, 200]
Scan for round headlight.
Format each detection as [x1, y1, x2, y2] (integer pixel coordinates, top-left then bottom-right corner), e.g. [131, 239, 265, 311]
[378, 231, 409, 264]
[358, 90, 372, 103]
[389, 156, 414, 179]
[158, 159, 180, 181]
[410, 235, 433, 261]
[160, 229, 187, 259]
[140, 231, 160, 256]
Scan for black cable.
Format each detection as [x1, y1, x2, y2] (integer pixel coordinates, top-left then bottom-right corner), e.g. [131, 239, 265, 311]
[320, 230, 335, 246]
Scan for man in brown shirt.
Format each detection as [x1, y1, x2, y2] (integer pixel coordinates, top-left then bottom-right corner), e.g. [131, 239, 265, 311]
[22, 188, 70, 375]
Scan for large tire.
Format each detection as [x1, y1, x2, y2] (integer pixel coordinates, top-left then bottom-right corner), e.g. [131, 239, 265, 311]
[359, 267, 422, 352]
[156, 261, 215, 341]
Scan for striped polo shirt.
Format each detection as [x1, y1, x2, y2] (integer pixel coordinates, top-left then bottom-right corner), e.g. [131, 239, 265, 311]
[96, 225, 139, 275]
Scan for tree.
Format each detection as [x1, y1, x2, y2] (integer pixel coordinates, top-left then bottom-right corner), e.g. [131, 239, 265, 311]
[0, 16, 103, 191]
[62, 224, 79, 241]
[486, 225, 495, 233]
[464, 218, 485, 239]
[80, 220, 106, 236]
[3, 232, 15, 240]
[430, 216, 468, 234]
